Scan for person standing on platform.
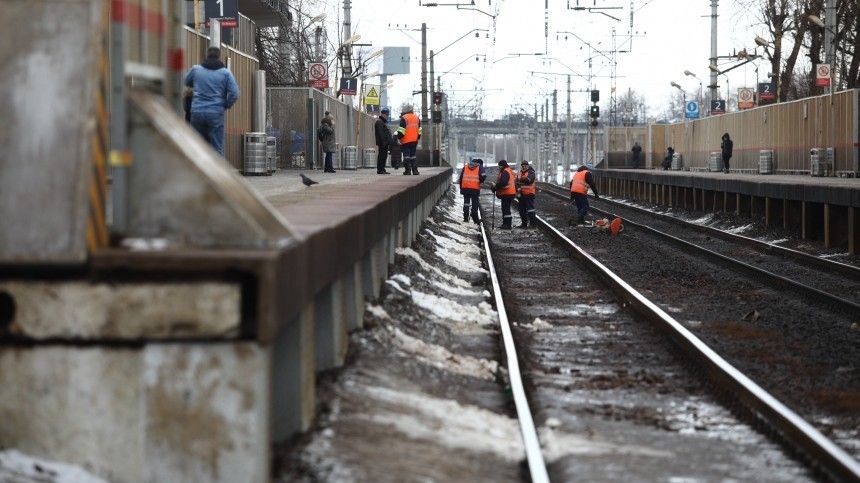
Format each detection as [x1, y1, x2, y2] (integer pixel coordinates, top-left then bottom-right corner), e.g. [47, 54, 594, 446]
[458, 158, 486, 224]
[395, 105, 422, 175]
[569, 163, 600, 225]
[490, 160, 517, 229]
[319, 115, 337, 173]
[375, 108, 392, 174]
[184, 47, 239, 156]
[721, 133, 733, 173]
[516, 161, 537, 228]
[631, 141, 642, 169]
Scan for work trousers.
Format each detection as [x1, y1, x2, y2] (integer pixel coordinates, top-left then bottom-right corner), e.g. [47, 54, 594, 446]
[376, 146, 389, 172]
[190, 111, 226, 156]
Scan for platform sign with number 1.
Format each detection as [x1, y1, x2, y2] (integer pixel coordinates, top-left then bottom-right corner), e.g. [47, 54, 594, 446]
[685, 101, 699, 119]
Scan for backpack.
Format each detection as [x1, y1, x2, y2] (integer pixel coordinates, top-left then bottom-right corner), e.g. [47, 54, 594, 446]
[317, 125, 325, 143]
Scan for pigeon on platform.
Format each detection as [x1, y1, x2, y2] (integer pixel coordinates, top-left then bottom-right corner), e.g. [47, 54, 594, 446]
[300, 174, 319, 187]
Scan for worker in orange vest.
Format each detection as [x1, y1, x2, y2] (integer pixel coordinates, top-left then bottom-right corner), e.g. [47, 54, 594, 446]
[395, 105, 422, 175]
[458, 158, 486, 224]
[516, 161, 537, 228]
[569, 163, 600, 225]
[490, 160, 517, 229]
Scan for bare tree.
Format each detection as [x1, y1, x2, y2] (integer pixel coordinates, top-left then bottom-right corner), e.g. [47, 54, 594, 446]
[255, 0, 330, 87]
[737, 0, 857, 99]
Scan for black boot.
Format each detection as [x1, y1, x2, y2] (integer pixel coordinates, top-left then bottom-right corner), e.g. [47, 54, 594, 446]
[529, 215, 538, 228]
[463, 212, 469, 222]
[472, 214, 480, 224]
[517, 220, 528, 229]
[500, 219, 512, 230]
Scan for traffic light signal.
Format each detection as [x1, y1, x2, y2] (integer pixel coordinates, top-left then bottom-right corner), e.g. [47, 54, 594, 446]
[433, 92, 443, 105]
[591, 90, 599, 102]
[589, 105, 600, 118]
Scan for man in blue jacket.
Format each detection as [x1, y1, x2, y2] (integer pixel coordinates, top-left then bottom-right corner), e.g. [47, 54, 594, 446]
[184, 47, 240, 156]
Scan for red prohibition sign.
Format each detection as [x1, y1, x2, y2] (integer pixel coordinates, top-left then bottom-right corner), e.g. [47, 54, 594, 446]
[310, 63, 326, 80]
[818, 65, 830, 77]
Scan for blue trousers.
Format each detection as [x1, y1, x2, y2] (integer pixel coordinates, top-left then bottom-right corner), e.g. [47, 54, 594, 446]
[572, 193, 590, 221]
[325, 151, 334, 171]
[463, 192, 480, 221]
[190, 111, 226, 156]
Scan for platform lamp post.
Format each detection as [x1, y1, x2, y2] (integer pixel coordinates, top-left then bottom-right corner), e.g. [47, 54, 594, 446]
[683, 70, 704, 116]
[707, 64, 730, 110]
[752, 36, 778, 103]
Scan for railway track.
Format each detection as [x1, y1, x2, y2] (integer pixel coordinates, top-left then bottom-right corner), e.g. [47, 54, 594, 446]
[478, 189, 860, 481]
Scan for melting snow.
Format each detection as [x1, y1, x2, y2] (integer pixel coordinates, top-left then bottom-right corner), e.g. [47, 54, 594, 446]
[388, 326, 498, 380]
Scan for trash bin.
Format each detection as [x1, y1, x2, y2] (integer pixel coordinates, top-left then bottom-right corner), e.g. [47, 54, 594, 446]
[243, 132, 267, 175]
[709, 152, 722, 172]
[266, 136, 277, 175]
[363, 148, 377, 168]
[810, 147, 833, 177]
[342, 146, 357, 170]
[671, 153, 683, 170]
[759, 150, 774, 174]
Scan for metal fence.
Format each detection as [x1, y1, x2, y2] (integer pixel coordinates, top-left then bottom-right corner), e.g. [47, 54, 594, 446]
[605, 89, 859, 174]
[267, 87, 376, 169]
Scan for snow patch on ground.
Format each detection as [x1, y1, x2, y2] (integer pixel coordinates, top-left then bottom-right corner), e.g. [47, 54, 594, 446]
[411, 290, 497, 327]
[396, 247, 473, 288]
[523, 317, 553, 330]
[388, 326, 498, 380]
[725, 223, 756, 234]
[0, 450, 108, 483]
[356, 386, 525, 462]
[366, 303, 392, 320]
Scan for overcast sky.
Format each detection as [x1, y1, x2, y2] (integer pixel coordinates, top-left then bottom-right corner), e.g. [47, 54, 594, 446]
[317, 0, 766, 120]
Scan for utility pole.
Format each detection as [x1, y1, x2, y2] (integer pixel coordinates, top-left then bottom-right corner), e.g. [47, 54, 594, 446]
[429, 50, 435, 158]
[565, 75, 571, 183]
[343, 0, 354, 146]
[421, 23, 428, 150]
[708, 0, 718, 109]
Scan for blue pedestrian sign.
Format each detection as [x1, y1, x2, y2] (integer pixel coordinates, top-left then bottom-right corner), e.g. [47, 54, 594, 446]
[685, 101, 699, 119]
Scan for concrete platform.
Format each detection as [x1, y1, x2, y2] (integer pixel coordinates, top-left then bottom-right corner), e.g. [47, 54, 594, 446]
[593, 168, 860, 253]
[0, 165, 453, 482]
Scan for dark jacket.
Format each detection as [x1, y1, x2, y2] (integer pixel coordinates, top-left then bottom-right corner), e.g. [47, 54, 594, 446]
[631, 143, 642, 155]
[662, 149, 674, 169]
[721, 137, 733, 158]
[375, 116, 392, 149]
[319, 117, 336, 153]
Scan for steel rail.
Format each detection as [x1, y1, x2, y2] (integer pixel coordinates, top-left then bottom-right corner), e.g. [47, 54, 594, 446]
[553, 183, 860, 278]
[539, 185, 860, 317]
[528, 211, 860, 482]
[477, 215, 550, 483]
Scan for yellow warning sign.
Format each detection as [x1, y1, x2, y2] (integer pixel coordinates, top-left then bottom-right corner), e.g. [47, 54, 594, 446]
[365, 85, 380, 106]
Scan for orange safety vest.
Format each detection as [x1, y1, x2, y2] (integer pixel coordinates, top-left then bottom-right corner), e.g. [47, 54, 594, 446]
[461, 165, 481, 190]
[496, 167, 516, 196]
[518, 170, 535, 196]
[399, 112, 421, 144]
[570, 170, 589, 195]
